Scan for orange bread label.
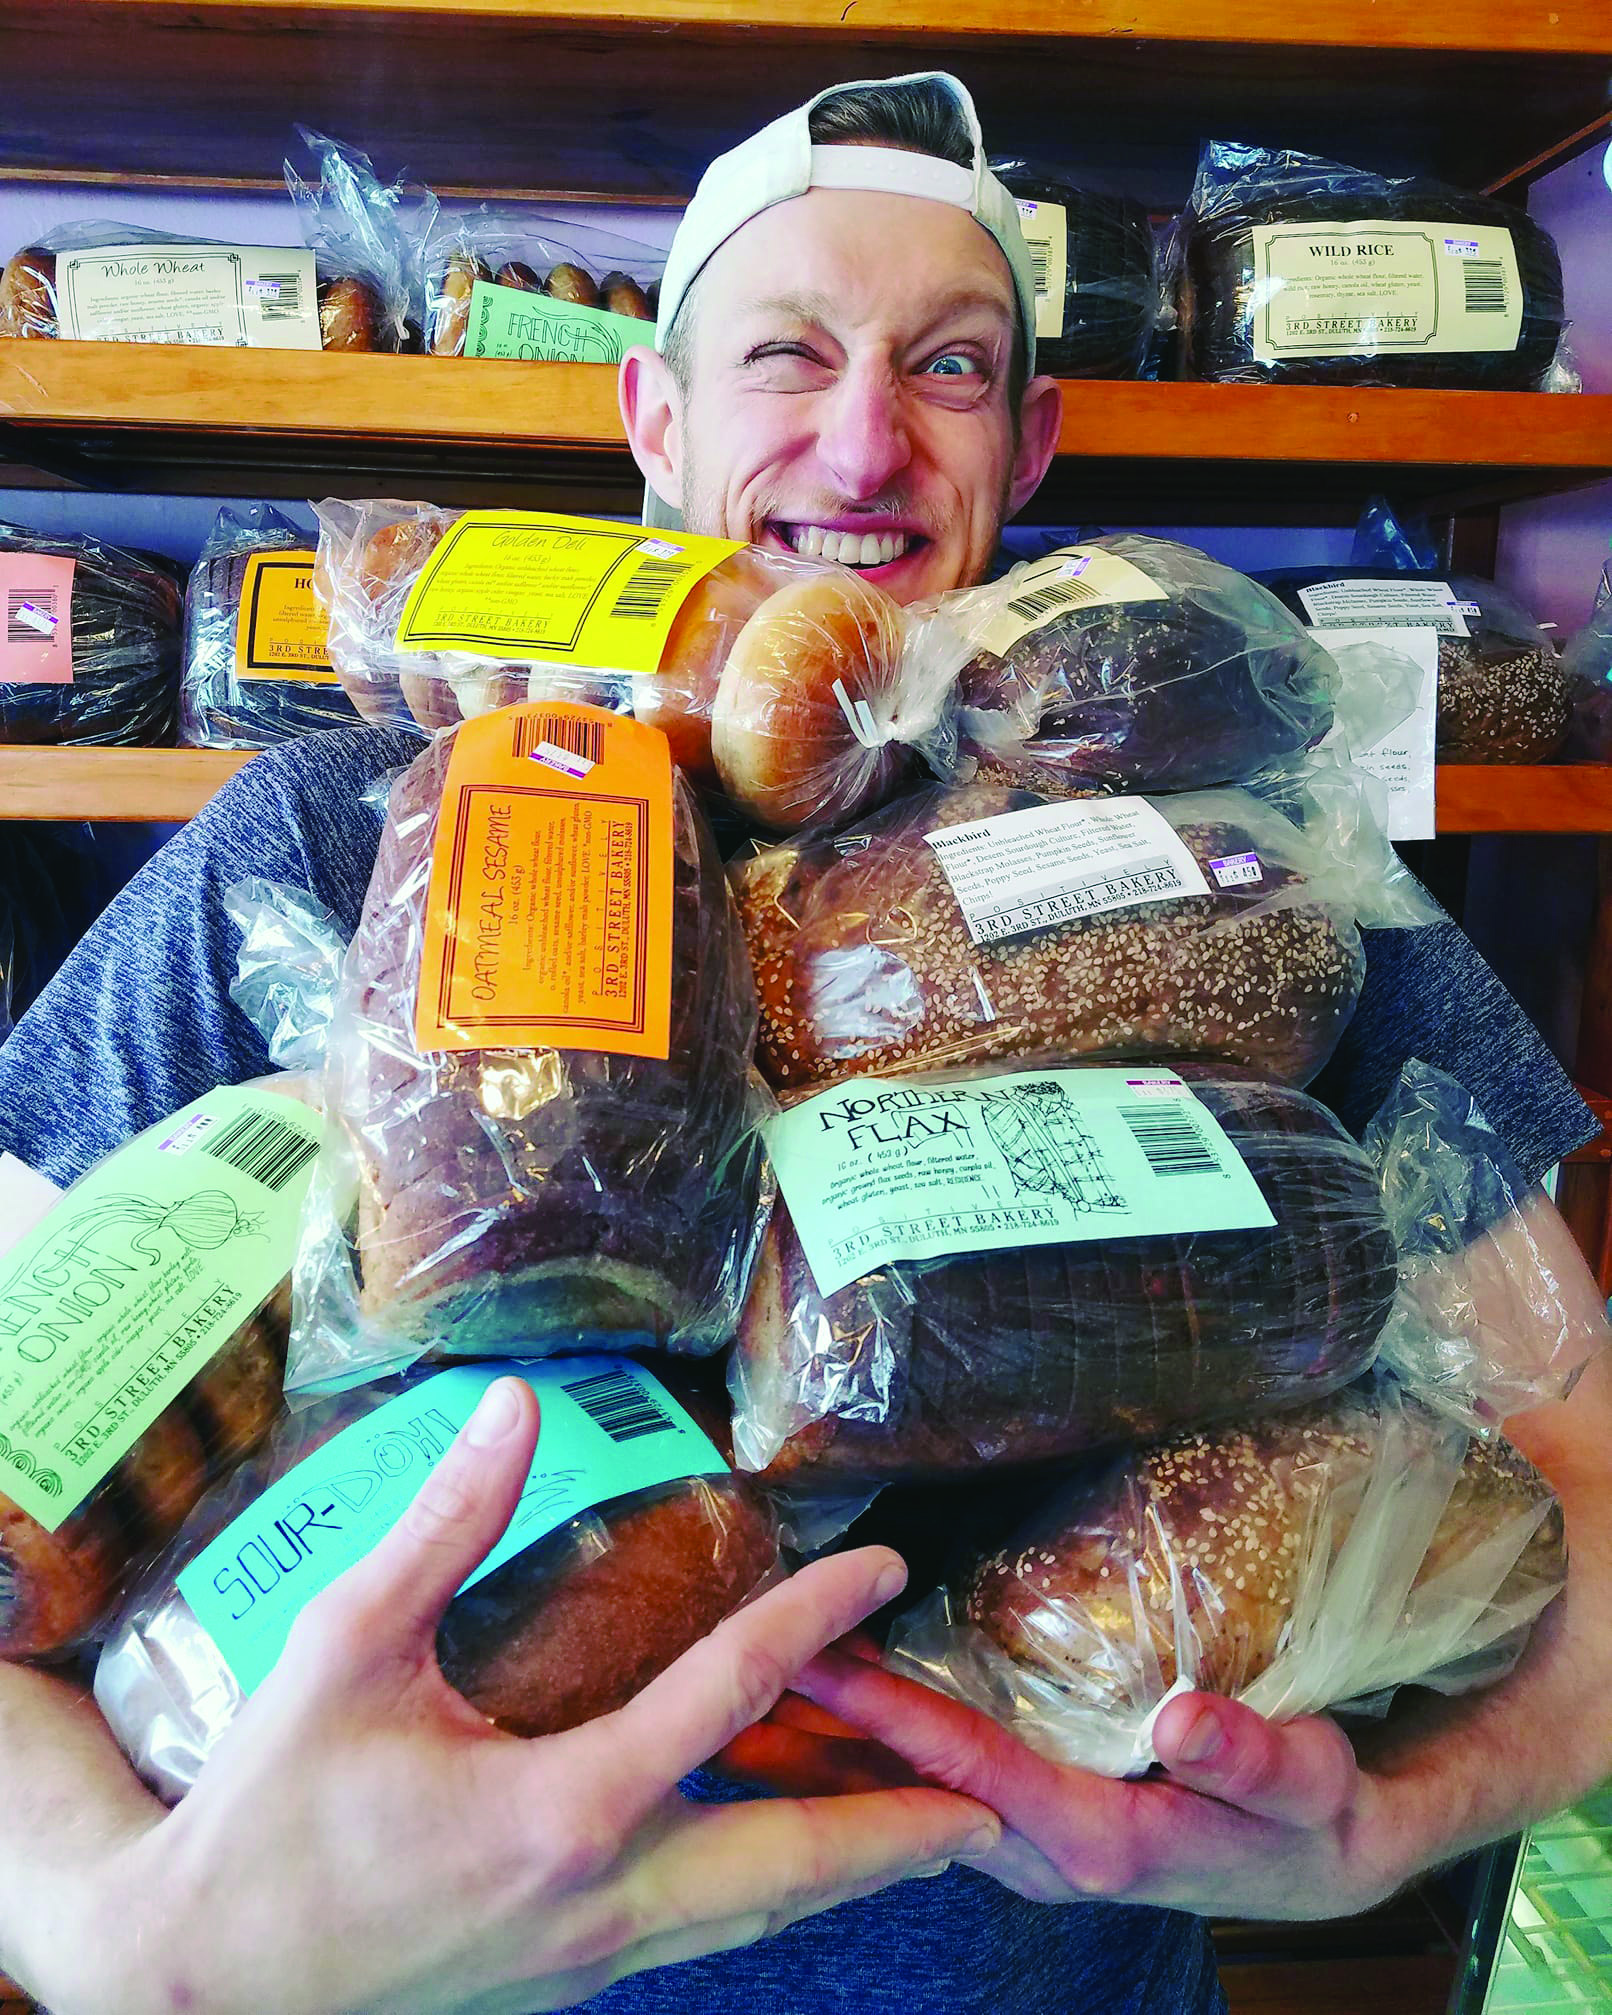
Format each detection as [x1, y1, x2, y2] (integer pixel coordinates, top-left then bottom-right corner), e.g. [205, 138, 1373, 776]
[393, 510, 744, 671]
[234, 551, 337, 684]
[415, 703, 674, 1059]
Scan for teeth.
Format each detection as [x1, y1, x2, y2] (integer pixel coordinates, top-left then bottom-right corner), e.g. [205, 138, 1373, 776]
[785, 524, 909, 567]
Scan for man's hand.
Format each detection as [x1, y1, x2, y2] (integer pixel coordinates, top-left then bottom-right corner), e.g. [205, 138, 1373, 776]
[2, 1378, 998, 2015]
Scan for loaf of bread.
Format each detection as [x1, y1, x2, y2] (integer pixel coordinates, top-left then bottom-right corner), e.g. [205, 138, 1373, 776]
[95, 1375, 780, 1800]
[314, 723, 766, 1363]
[180, 503, 361, 749]
[1175, 143, 1566, 390]
[0, 522, 182, 747]
[989, 164, 1160, 379]
[735, 780, 1368, 1095]
[886, 1380, 1564, 1774]
[731, 1072, 1398, 1488]
[0, 1304, 286, 1661]
[315, 498, 927, 832]
[927, 535, 1337, 796]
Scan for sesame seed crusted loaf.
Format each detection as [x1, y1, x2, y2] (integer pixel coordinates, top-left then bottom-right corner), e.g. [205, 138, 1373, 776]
[731, 1072, 1397, 1489]
[321, 727, 767, 1362]
[903, 1380, 1565, 1775]
[734, 781, 1365, 1095]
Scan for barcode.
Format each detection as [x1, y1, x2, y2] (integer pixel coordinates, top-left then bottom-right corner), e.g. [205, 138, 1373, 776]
[609, 557, 694, 620]
[1463, 261, 1508, 314]
[561, 1367, 677, 1443]
[6, 589, 56, 644]
[512, 712, 605, 765]
[1006, 578, 1101, 621]
[201, 1111, 319, 1192]
[1027, 241, 1051, 298]
[1120, 1103, 1220, 1177]
[256, 270, 304, 321]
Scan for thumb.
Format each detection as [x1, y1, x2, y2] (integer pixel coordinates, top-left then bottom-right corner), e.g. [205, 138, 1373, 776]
[316, 1375, 541, 1660]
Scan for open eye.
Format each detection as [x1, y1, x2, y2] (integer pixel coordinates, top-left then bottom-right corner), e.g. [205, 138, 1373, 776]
[921, 351, 986, 378]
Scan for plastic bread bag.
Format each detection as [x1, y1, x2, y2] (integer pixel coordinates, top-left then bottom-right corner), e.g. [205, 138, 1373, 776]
[423, 204, 662, 359]
[281, 126, 423, 353]
[728, 1061, 1399, 1491]
[0, 522, 182, 747]
[313, 497, 961, 833]
[0, 1078, 323, 1660]
[224, 877, 350, 1075]
[1263, 504, 1569, 765]
[884, 1370, 1564, 1778]
[1169, 140, 1568, 391]
[1560, 555, 1612, 763]
[905, 534, 1343, 796]
[179, 503, 361, 749]
[989, 162, 1160, 380]
[0, 217, 396, 353]
[286, 703, 775, 1396]
[733, 770, 1438, 1097]
[1366, 1059, 1612, 1427]
[93, 1357, 781, 1800]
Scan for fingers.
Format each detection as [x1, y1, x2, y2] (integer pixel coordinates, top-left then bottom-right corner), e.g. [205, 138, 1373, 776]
[1151, 1695, 1359, 1827]
[711, 1723, 924, 1798]
[311, 1377, 540, 1660]
[586, 1547, 912, 1822]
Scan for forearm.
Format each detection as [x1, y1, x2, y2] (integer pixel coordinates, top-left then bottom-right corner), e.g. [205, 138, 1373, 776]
[0, 1661, 159, 2002]
[1357, 1343, 1612, 1875]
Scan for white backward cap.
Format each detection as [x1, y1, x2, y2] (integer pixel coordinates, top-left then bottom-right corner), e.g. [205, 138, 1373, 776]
[644, 71, 1036, 530]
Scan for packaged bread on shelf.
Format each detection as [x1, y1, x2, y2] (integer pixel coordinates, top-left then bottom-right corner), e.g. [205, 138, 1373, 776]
[423, 206, 662, 359]
[1264, 564, 1569, 764]
[734, 774, 1435, 1096]
[95, 1359, 780, 1800]
[1172, 140, 1568, 390]
[887, 1374, 1564, 1777]
[1368, 1059, 1612, 1426]
[990, 162, 1161, 380]
[0, 522, 182, 746]
[288, 702, 773, 1395]
[180, 504, 360, 749]
[1561, 570, 1612, 763]
[0, 1081, 321, 1660]
[314, 498, 957, 832]
[908, 535, 1341, 797]
[729, 1064, 1398, 1490]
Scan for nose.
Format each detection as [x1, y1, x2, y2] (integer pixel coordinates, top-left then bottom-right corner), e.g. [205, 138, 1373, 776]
[813, 354, 913, 501]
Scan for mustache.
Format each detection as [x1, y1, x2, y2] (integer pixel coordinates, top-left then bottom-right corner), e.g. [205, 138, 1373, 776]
[761, 497, 932, 532]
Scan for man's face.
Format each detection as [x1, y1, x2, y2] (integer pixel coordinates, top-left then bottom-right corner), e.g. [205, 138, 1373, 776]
[662, 187, 1044, 604]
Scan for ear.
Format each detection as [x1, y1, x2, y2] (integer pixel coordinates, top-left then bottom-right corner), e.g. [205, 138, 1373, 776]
[1005, 375, 1063, 519]
[619, 345, 684, 514]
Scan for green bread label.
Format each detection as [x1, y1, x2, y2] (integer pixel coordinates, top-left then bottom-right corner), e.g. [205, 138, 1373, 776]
[767, 1067, 1277, 1300]
[0, 1087, 318, 1530]
[465, 280, 653, 364]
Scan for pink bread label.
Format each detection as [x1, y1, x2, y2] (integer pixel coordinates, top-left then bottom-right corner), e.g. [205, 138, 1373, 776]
[0, 554, 74, 684]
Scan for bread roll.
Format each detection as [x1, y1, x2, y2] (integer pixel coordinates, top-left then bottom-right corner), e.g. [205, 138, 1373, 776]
[0, 1492, 125, 1659]
[494, 260, 543, 292]
[545, 261, 600, 308]
[733, 1074, 1398, 1488]
[734, 781, 1364, 1094]
[0, 245, 56, 337]
[429, 252, 490, 357]
[318, 275, 385, 352]
[600, 271, 653, 321]
[962, 1394, 1564, 1711]
[437, 1476, 778, 1736]
[711, 572, 911, 830]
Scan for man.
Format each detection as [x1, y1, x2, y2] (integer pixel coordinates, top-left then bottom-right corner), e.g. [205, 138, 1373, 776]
[0, 70, 1607, 2015]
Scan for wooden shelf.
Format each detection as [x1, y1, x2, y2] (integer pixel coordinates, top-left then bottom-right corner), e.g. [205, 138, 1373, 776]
[0, 747, 253, 821]
[3, 2, 1609, 207]
[3, 348, 1610, 523]
[8, 746, 1612, 833]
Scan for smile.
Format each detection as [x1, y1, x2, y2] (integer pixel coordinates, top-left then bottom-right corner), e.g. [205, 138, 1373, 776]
[776, 523, 915, 567]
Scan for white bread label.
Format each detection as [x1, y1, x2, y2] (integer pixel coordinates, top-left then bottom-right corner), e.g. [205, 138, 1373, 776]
[1014, 198, 1069, 340]
[1296, 577, 1471, 638]
[55, 244, 321, 349]
[972, 546, 1168, 658]
[1249, 219, 1523, 364]
[768, 1067, 1274, 1299]
[1312, 626, 1439, 843]
[924, 795, 1208, 945]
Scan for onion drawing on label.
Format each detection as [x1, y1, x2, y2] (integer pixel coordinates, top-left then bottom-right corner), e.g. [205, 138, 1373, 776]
[980, 1081, 1125, 1215]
